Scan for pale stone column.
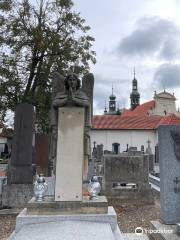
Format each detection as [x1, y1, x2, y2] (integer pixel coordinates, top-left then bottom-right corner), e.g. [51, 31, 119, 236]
[55, 107, 85, 201]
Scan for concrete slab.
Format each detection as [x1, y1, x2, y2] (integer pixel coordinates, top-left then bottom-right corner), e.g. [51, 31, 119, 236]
[10, 221, 121, 240]
[123, 233, 149, 240]
[15, 206, 117, 233]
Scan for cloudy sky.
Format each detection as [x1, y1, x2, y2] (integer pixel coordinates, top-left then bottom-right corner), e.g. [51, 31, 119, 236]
[73, 0, 180, 114]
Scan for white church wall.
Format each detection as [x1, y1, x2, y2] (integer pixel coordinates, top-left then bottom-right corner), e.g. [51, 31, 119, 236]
[90, 129, 157, 153]
[152, 98, 177, 116]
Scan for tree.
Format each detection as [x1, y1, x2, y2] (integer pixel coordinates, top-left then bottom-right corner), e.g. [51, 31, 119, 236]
[0, 0, 96, 133]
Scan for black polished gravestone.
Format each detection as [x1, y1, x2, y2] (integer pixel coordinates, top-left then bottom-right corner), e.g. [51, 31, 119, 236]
[8, 103, 34, 184]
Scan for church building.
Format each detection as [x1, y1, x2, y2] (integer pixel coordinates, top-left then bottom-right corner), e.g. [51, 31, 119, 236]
[90, 74, 180, 154]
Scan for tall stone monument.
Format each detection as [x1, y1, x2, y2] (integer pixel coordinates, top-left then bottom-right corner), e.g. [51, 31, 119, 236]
[49, 72, 93, 183]
[10, 72, 123, 240]
[159, 125, 180, 224]
[2, 103, 34, 208]
[8, 103, 34, 184]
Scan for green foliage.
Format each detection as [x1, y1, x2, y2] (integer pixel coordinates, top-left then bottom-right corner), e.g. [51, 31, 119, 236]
[0, 0, 96, 133]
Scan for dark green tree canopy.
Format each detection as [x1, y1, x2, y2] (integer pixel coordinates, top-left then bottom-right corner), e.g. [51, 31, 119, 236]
[0, 0, 96, 132]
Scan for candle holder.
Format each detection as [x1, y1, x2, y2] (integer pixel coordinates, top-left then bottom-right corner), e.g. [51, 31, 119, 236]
[34, 174, 48, 202]
[88, 176, 101, 200]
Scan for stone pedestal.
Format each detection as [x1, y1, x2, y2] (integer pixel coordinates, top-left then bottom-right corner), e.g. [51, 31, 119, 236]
[26, 196, 108, 215]
[55, 107, 84, 201]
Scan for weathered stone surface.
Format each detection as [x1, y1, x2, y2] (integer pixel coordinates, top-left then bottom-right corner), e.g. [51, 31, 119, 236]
[2, 184, 33, 208]
[96, 144, 104, 161]
[104, 154, 149, 186]
[159, 125, 180, 224]
[55, 107, 84, 202]
[8, 103, 34, 184]
[103, 154, 153, 204]
[82, 73, 94, 123]
[148, 154, 154, 172]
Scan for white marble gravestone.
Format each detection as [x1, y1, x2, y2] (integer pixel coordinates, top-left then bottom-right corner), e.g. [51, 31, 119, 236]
[55, 107, 84, 201]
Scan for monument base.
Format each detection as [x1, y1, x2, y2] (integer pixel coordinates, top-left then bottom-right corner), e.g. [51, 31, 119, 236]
[27, 196, 108, 215]
[10, 206, 123, 240]
[2, 184, 33, 208]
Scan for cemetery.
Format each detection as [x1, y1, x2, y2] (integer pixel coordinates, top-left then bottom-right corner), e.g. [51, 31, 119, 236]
[1, 69, 180, 240]
[1, 1, 180, 240]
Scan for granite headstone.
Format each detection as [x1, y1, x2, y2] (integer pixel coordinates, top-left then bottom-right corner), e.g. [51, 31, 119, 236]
[8, 103, 34, 184]
[159, 125, 180, 224]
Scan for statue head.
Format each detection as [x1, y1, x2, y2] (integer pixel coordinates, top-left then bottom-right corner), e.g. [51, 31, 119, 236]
[64, 73, 80, 94]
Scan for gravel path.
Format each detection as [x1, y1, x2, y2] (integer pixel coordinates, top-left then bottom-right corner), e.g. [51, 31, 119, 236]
[0, 202, 160, 239]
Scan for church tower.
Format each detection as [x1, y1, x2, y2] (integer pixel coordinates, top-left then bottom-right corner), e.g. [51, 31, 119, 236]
[109, 85, 116, 113]
[130, 69, 140, 110]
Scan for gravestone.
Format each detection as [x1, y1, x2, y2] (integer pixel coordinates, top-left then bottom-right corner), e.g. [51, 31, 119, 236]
[10, 72, 123, 240]
[159, 125, 180, 224]
[8, 103, 34, 184]
[82, 73, 94, 124]
[2, 103, 34, 207]
[96, 144, 104, 161]
[103, 152, 153, 205]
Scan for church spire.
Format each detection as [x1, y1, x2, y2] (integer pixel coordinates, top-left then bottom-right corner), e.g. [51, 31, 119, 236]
[133, 67, 136, 79]
[104, 100, 107, 114]
[109, 82, 116, 113]
[130, 68, 140, 110]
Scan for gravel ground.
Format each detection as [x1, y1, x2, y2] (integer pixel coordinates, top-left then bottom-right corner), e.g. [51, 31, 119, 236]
[116, 201, 160, 233]
[0, 202, 160, 239]
[0, 215, 17, 240]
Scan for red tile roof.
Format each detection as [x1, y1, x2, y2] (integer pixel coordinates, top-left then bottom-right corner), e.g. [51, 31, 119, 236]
[157, 114, 180, 126]
[93, 113, 180, 130]
[93, 115, 162, 130]
[122, 100, 155, 117]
